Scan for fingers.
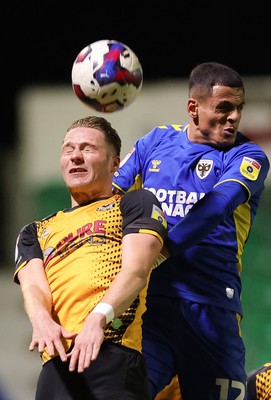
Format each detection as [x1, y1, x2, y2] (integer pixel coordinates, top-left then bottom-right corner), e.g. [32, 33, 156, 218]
[67, 341, 102, 373]
[62, 329, 78, 340]
[29, 328, 77, 362]
[68, 346, 90, 373]
[29, 338, 40, 352]
[57, 330, 77, 361]
[68, 344, 93, 373]
[30, 322, 103, 373]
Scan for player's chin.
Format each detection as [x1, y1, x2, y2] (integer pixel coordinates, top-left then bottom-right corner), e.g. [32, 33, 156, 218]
[66, 179, 87, 191]
[222, 131, 237, 144]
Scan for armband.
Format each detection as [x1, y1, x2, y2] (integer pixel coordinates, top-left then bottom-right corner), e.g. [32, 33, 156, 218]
[90, 303, 115, 324]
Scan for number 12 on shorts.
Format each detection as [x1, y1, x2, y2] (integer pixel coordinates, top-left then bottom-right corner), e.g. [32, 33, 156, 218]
[216, 378, 245, 400]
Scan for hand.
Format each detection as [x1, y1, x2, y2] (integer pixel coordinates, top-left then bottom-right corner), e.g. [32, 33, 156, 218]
[29, 311, 77, 362]
[67, 312, 105, 373]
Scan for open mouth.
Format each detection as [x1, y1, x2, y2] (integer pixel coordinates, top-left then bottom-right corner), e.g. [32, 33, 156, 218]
[69, 168, 87, 173]
[224, 128, 235, 136]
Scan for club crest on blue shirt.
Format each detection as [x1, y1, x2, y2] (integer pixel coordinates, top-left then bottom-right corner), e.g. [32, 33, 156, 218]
[196, 159, 213, 179]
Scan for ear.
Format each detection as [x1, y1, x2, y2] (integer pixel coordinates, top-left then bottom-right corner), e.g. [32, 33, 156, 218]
[187, 98, 198, 119]
[112, 155, 120, 172]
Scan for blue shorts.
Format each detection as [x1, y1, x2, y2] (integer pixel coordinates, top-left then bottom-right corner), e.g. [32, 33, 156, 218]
[142, 296, 247, 400]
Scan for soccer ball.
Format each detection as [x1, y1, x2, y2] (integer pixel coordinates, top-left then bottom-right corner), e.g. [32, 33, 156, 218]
[71, 39, 143, 113]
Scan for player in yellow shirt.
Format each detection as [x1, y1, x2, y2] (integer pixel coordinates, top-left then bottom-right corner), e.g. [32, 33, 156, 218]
[14, 115, 167, 400]
[247, 362, 271, 400]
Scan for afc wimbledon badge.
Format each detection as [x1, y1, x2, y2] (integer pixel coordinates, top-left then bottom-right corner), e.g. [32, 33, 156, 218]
[196, 159, 213, 179]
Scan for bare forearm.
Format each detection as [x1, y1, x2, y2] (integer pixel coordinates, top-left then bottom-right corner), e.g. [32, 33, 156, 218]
[21, 283, 52, 323]
[18, 259, 76, 360]
[91, 233, 162, 319]
[18, 258, 53, 323]
[100, 270, 148, 318]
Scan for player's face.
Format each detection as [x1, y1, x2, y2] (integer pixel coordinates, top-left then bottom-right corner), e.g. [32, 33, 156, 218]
[188, 85, 245, 148]
[60, 127, 119, 203]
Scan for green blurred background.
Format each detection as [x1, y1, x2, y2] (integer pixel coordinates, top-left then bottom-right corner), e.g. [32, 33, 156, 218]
[242, 185, 271, 370]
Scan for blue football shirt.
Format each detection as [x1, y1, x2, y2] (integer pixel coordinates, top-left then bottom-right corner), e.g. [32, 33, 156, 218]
[113, 124, 270, 315]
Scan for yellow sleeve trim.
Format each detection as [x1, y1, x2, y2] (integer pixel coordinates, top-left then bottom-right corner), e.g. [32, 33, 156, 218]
[138, 229, 164, 245]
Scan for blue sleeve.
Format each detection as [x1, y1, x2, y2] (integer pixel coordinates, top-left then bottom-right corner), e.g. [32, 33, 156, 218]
[113, 125, 168, 192]
[166, 181, 248, 255]
[112, 136, 147, 192]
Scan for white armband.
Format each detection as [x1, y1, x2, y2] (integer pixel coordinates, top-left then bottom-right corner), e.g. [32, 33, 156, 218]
[90, 302, 115, 324]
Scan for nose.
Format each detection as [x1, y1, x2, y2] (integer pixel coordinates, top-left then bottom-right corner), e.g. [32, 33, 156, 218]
[70, 147, 83, 163]
[228, 108, 242, 123]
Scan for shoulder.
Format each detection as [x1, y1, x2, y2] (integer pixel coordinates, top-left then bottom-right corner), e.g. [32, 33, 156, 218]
[140, 123, 188, 143]
[155, 123, 187, 132]
[18, 221, 37, 236]
[121, 188, 160, 212]
[121, 189, 168, 239]
[120, 189, 166, 224]
[232, 132, 269, 163]
[236, 132, 268, 155]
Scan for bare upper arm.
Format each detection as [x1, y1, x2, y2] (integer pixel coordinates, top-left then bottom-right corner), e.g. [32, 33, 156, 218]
[121, 233, 163, 278]
[17, 258, 50, 295]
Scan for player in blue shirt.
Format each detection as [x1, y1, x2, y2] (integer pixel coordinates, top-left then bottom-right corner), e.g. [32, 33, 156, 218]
[113, 62, 270, 400]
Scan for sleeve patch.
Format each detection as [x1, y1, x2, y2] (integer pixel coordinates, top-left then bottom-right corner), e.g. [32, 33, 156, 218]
[240, 156, 261, 181]
[151, 204, 167, 229]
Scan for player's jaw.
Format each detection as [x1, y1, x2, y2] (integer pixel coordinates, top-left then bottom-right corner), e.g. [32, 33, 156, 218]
[197, 123, 238, 149]
[209, 125, 238, 149]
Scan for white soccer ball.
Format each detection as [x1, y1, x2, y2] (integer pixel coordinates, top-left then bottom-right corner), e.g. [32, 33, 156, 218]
[71, 39, 143, 113]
